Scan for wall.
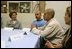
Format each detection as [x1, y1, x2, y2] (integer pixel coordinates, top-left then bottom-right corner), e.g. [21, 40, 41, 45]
[1, 13, 35, 28]
[1, 1, 71, 30]
[45, 1, 71, 30]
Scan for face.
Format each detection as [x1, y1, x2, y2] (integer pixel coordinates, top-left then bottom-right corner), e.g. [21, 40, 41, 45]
[43, 12, 51, 21]
[64, 12, 71, 25]
[35, 12, 41, 20]
[11, 13, 17, 20]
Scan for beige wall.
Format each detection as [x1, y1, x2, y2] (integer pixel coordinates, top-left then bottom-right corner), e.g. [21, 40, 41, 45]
[45, 1, 71, 30]
[1, 13, 35, 28]
[1, 1, 71, 30]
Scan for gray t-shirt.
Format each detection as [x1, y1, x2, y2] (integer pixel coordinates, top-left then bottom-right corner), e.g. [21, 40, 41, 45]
[6, 20, 22, 29]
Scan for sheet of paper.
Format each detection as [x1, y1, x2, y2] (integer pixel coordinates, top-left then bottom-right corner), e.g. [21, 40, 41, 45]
[1, 40, 6, 48]
[22, 28, 30, 32]
[4, 27, 13, 30]
[9, 33, 23, 42]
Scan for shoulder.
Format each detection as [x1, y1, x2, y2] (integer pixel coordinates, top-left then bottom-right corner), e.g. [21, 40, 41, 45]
[16, 20, 21, 24]
[50, 19, 59, 24]
[6, 20, 11, 24]
[42, 19, 47, 23]
[48, 18, 61, 27]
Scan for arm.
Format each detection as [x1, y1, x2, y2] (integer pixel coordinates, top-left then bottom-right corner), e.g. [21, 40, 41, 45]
[45, 40, 62, 48]
[19, 22, 22, 29]
[30, 22, 38, 31]
[32, 24, 56, 37]
[6, 21, 10, 27]
[45, 40, 55, 48]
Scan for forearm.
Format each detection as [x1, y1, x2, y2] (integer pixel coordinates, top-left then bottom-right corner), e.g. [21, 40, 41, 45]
[32, 28, 40, 35]
[45, 40, 62, 48]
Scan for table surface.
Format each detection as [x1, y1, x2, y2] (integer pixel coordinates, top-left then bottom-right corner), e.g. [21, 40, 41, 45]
[1, 28, 40, 48]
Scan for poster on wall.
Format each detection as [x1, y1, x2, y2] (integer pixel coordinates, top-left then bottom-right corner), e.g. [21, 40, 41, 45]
[1, 5, 7, 13]
[9, 3, 19, 12]
[1, 1, 7, 13]
[1, 1, 32, 13]
[20, 2, 31, 13]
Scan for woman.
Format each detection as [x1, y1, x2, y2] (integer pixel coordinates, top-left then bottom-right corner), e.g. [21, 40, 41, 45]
[63, 6, 71, 48]
[6, 11, 22, 29]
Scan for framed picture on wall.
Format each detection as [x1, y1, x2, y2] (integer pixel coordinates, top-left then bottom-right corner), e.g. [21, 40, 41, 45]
[9, 3, 19, 12]
[1, 5, 7, 13]
[20, 2, 31, 13]
[1, 1, 7, 13]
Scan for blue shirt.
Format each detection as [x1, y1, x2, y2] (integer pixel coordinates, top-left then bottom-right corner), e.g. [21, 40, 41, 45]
[32, 19, 46, 27]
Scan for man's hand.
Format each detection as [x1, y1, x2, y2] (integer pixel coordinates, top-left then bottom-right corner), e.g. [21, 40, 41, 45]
[45, 40, 54, 48]
[30, 24, 37, 31]
[45, 40, 62, 48]
[31, 24, 36, 29]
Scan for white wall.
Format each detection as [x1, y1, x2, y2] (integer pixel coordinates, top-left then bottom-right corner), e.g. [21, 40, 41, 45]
[45, 1, 71, 30]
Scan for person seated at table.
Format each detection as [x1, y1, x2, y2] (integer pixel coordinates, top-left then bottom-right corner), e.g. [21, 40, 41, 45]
[6, 11, 22, 29]
[31, 8, 64, 48]
[62, 6, 71, 48]
[31, 11, 46, 31]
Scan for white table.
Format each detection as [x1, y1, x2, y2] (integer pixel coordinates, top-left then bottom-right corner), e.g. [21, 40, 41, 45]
[1, 28, 40, 48]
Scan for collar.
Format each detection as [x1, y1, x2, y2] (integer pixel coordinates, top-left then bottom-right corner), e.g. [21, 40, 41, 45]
[36, 19, 43, 21]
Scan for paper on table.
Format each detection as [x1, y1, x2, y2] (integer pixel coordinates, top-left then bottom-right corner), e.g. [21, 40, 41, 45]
[4, 27, 13, 30]
[22, 28, 30, 32]
[1, 40, 6, 48]
[9, 33, 24, 42]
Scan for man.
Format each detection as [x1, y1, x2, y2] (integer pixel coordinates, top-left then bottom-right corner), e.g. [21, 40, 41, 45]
[31, 8, 64, 48]
[6, 11, 22, 29]
[63, 6, 71, 48]
[31, 11, 46, 30]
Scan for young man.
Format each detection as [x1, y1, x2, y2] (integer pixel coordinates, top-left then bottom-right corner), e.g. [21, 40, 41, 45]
[31, 11, 46, 30]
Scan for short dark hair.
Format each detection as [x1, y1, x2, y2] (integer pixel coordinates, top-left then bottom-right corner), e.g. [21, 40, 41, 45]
[66, 6, 71, 17]
[9, 11, 17, 18]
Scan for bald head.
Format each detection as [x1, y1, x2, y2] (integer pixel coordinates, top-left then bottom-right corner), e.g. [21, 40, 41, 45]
[35, 11, 41, 15]
[35, 11, 42, 20]
[43, 8, 55, 21]
[45, 8, 55, 18]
